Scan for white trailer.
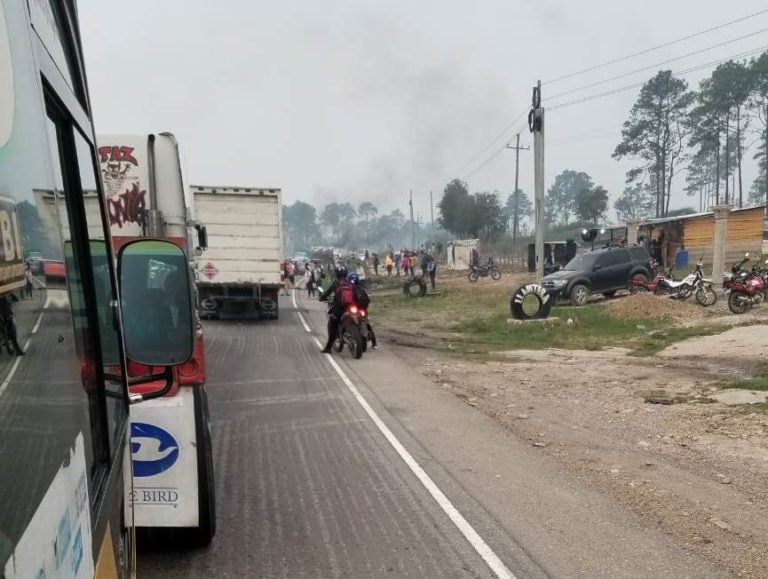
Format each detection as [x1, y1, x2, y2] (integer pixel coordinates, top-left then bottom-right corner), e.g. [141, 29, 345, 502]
[192, 185, 283, 319]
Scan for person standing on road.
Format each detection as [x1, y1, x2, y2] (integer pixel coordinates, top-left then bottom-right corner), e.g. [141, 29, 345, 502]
[372, 253, 379, 276]
[385, 254, 393, 277]
[280, 261, 289, 296]
[419, 250, 429, 277]
[318, 265, 349, 354]
[287, 260, 296, 292]
[0, 296, 24, 356]
[427, 258, 437, 290]
[305, 265, 317, 298]
[395, 251, 402, 277]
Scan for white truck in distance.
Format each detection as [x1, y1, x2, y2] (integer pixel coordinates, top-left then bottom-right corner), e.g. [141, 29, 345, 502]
[192, 185, 283, 319]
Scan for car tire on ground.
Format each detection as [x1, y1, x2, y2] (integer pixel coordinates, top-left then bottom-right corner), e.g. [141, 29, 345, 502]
[510, 283, 552, 320]
[570, 283, 590, 307]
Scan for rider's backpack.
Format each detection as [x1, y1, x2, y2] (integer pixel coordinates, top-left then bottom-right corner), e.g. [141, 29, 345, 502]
[353, 284, 370, 309]
[337, 280, 355, 306]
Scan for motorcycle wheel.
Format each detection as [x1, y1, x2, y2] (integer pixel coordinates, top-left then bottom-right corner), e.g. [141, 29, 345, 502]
[344, 322, 364, 359]
[490, 269, 502, 281]
[695, 285, 717, 307]
[676, 286, 693, 300]
[332, 332, 344, 353]
[468, 271, 479, 282]
[728, 291, 751, 314]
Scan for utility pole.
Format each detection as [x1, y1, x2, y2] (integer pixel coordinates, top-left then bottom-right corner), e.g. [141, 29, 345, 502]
[530, 80, 545, 280]
[429, 190, 434, 244]
[409, 189, 417, 250]
[506, 133, 530, 250]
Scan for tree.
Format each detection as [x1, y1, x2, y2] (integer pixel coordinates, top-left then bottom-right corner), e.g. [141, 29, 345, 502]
[357, 201, 378, 224]
[575, 185, 608, 225]
[438, 179, 474, 236]
[282, 200, 318, 250]
[749, 52, 768, 208]
[504, 189, 532, 236]
[614, 70, 693, 217]
[546, 170, 593, 225]
[472, 191, 506, 238]
[614, 184, 654, 221]
[320, 202, 341, 239]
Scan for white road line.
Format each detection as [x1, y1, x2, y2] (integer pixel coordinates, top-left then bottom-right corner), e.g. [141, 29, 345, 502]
[291, 290, 312, 333]
[31, 311, 45, 334]
[309, 332, 515, 579]
[0, 336, 31, 400]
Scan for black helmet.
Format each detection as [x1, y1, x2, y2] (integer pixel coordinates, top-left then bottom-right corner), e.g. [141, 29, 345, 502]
[335, 265, 348, 280]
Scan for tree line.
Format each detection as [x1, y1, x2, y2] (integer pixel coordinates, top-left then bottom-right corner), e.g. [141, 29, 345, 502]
[282, 200, 439, 253]
[614, 52, 768, 218]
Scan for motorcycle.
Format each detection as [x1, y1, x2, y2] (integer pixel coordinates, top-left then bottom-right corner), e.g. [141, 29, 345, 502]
[724, 254, 768, 314]
[659, 260, 715, 304]
[330, 302, 369, 359]
[468, 258, 501, 282]
[628, 259, 674, 295]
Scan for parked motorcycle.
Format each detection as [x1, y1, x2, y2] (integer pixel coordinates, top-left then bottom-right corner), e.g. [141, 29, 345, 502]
[724, 254, 768, 314]
[468, 258, 501, 282]
[659, 260, 715, 304]
[628, 259, 674, 295]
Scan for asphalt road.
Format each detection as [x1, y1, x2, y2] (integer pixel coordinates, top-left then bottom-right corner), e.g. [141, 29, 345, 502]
[139, 292, 727, 578]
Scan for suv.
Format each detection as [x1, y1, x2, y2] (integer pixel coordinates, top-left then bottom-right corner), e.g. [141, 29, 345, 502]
[540, 245, 653, 306]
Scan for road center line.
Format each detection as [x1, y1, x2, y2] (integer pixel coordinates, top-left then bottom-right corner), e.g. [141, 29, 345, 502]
[291, 290, 312, 333]
[294, 288, 514, 578]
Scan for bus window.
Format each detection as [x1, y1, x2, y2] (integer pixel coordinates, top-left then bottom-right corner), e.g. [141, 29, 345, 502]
[74, 129, 126, 452]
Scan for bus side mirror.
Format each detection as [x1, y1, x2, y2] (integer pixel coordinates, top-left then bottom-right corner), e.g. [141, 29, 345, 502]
[117, 239, 195, 367]
[195, 224, 208, 251]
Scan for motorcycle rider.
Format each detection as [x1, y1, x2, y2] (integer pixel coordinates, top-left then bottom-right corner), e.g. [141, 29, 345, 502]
[318, 264, 350, 354]
[346, 272, 377, 350]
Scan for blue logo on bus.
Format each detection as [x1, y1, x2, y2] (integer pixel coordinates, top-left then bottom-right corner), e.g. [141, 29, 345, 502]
[130, 422, 179, 477]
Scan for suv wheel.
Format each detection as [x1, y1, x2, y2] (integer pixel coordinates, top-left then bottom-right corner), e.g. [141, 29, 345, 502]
[570, 283, 590, 306]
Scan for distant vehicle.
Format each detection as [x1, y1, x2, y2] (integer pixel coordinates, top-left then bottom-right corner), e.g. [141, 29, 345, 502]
[25, 251, 43, 273]
[541, 245, 654, 306]
[193, 185, 283, 319]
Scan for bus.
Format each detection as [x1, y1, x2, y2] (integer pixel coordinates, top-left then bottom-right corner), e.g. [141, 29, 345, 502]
[0, 1, 197, 577]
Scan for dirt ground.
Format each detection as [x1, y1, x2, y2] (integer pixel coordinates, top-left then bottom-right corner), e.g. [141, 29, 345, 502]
[377, 271, 768, 577]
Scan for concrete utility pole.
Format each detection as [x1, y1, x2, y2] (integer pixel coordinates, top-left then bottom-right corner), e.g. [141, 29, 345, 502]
[530, 80, 545, 279]
[409, 189, 417, 249]
[506, 133, 530, 250]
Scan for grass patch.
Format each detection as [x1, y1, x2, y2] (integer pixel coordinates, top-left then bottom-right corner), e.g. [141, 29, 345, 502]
[720, 376, 768, 391]
[459, 305, 665, 351]
[372, 282, 732, 356]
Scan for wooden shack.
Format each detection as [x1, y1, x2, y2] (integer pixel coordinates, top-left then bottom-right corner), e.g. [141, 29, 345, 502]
[637, 206, 765, 269]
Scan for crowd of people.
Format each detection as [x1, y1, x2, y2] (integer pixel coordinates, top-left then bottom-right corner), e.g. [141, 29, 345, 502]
[371, 249, 437, 289]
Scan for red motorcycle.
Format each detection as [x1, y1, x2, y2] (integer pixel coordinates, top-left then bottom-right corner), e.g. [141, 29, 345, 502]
[724, 256, 768, 314]
[628, 260, 675, 295]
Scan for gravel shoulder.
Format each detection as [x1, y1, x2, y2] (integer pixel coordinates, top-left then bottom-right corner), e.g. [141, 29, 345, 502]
[374, 273, 768, 576]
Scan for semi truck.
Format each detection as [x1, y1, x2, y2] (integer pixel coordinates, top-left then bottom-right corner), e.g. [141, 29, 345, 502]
[97, 133, 216, 547]
[192, 185, 283, 319]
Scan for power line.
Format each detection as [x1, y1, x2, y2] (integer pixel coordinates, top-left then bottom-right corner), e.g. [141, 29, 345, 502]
[548, 27, 768, 102]
[544, 7, 768, 85]
[548, 44, 768, 112]
[453, 108, 529, 175]
[461, 119, 530, 181]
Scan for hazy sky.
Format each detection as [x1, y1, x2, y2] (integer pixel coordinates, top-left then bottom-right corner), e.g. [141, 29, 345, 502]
[78, 1, 768, 224]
